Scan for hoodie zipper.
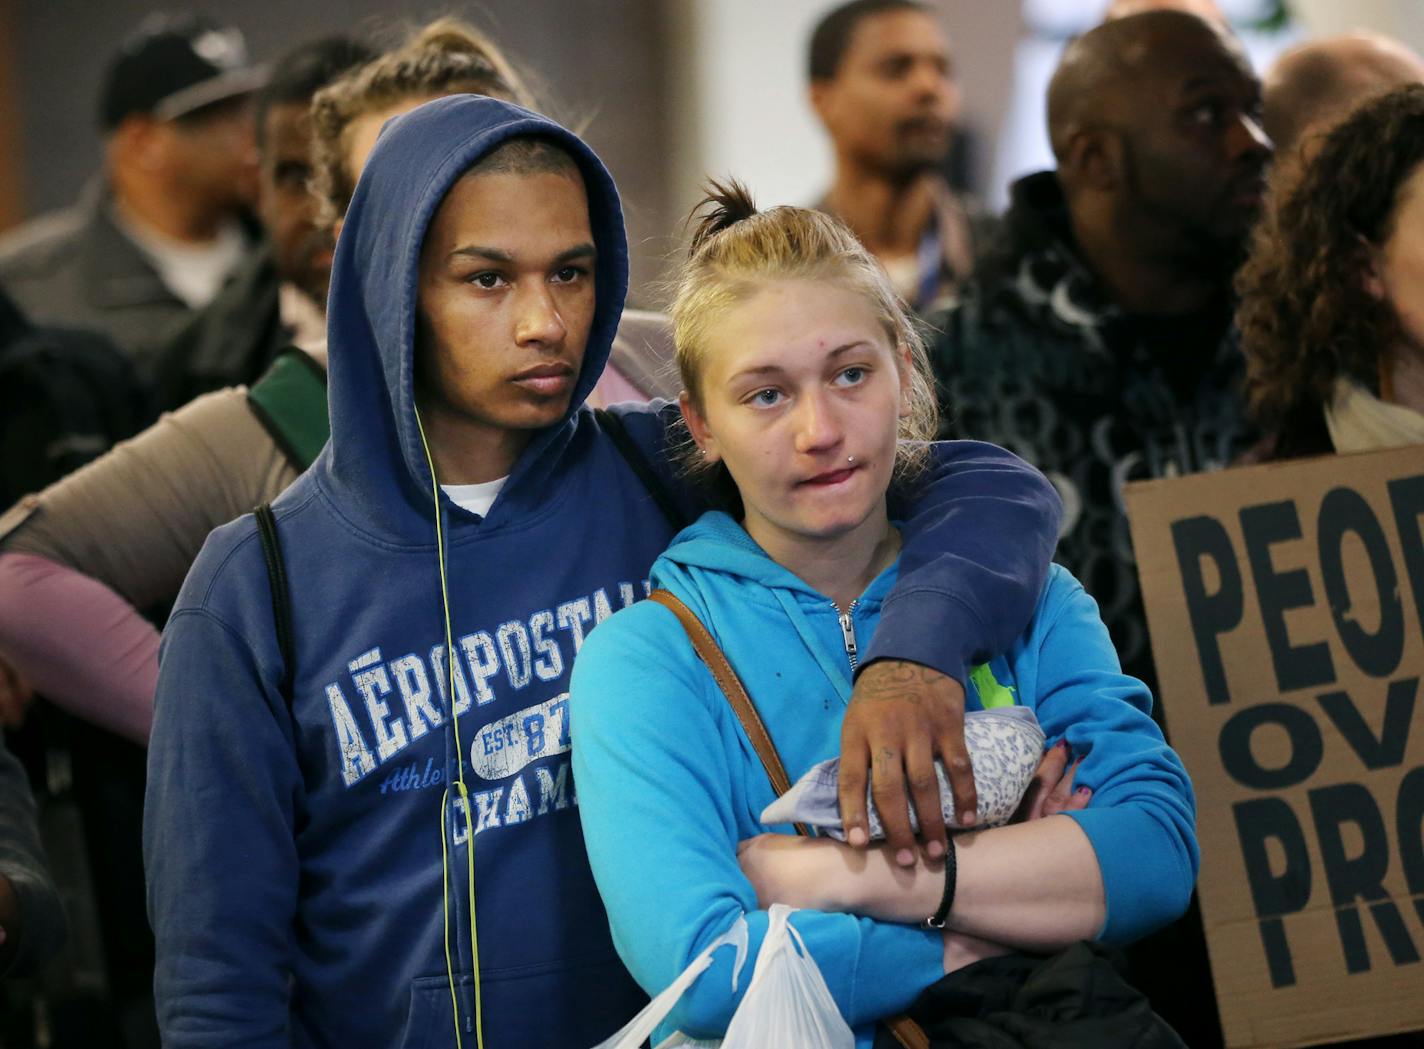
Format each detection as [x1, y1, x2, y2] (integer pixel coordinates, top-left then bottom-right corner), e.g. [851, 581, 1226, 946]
[836, 601, 859, 671]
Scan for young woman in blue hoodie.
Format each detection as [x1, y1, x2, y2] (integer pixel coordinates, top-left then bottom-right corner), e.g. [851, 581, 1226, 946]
[570, 185, 1199, 1047]
[142, 97, 1064, 1049]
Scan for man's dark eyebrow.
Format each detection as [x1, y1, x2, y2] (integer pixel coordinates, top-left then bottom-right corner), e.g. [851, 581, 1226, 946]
[554, 243, 597, 265]
[447, 243, 597, 265]
[1178, 74, 1229, 94]
[1178, 64, 1252, 94]
[449, 246, 512, 263]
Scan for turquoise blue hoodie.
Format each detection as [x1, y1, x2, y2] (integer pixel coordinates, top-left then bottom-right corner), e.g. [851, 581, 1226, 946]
[571, 511, 1198, 1047]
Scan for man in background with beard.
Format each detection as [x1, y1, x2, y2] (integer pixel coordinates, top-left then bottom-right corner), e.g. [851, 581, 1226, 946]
[926, 14, 1271, 1042]
[808, 0, 983, 314]
[150, 36, 374, 411]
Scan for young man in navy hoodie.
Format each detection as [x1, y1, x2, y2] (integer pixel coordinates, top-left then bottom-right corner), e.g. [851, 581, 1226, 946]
[144, 96, 1061, 1047]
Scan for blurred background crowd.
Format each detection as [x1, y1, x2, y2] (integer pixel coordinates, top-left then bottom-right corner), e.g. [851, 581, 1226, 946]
[0, 1, 1421, 1046]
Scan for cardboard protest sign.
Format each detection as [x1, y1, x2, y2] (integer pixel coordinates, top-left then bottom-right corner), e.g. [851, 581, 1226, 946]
[1125, 445, 1424, 1049]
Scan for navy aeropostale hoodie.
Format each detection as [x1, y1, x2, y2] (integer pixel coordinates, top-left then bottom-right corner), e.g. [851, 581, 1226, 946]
[144, 95, 1061, 1048]
[144, 96, 680, 1048]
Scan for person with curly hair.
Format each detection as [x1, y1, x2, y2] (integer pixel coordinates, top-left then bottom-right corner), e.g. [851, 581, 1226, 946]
[1237, 83, 1424, 461]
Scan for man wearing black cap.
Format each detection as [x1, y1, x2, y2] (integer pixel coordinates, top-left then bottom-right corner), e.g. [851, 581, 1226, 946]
[150, 35, 375, 412]
[0, 13, 264, 384]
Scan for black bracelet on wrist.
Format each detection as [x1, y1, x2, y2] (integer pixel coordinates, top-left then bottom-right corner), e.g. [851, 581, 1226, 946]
[924, 835, 957, 929]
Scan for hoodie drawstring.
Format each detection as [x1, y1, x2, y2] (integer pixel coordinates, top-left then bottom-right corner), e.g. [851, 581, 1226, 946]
[415, 405, 486, 1049]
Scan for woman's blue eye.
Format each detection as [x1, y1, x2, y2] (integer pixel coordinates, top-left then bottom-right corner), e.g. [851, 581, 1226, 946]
[837, 366, 867, 385]
[752, 389, 782, 407]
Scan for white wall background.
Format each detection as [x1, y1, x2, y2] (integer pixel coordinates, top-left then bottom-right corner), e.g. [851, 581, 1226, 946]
[665, 0, 837, 220]
[661, 0, 1023, 258]
[1292, 0, 1424, 52]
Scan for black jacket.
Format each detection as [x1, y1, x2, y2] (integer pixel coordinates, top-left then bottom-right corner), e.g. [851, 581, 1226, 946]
[0, 736, 67, 977]
[875, 943, 1186, 1049]
[0, 181, 194, 383]
[150, 243, 285, 413]
[928, 171, 1253, 690]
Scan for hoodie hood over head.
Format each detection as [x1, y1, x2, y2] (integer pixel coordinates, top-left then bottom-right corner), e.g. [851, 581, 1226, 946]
[146, 93, 666, 1048]
[323, 94, 629, 539]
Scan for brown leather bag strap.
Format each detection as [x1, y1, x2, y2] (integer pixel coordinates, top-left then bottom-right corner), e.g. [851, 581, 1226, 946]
[647, 590, 803, 824]
[884, 1014, 932, 1049]
[646, 589, 930, 1049]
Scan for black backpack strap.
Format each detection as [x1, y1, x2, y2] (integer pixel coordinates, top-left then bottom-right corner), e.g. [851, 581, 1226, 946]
[593, 408, 688, 533]
[0, 326, 149, 504]
[253, 503, 296, 704]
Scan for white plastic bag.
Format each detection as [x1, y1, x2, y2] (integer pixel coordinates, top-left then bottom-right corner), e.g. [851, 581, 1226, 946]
[721, 904, 855, 1049]
[591, 917, 747, 1049]
[592, 905, 855, 1049]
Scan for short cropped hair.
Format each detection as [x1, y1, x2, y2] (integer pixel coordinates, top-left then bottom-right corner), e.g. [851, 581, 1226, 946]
[807, 0, 928, 82]
[464, 136, 580, 182]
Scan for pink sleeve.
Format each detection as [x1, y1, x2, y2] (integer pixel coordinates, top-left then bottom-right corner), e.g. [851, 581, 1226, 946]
[0, 552, 157, 744]
[587, 364, 651, 408]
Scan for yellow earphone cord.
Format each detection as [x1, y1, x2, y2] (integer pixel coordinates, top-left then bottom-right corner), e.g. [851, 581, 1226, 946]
[415, 405, 486, 1049]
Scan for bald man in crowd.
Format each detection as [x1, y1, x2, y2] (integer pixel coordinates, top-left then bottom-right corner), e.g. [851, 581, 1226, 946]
[930, 9, 1267, 688]
[1264, 31, 1424, 158]
[1104, 0, 1224, 22]
[926, 13, 1270, 1041]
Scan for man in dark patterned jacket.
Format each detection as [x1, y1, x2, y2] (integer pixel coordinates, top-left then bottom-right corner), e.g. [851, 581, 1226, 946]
[929, 9, 1269, 695]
